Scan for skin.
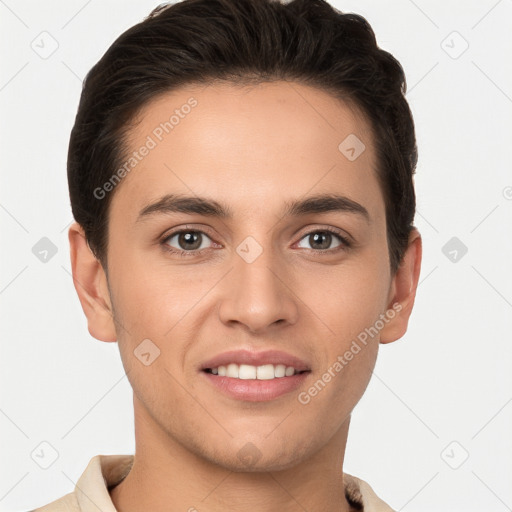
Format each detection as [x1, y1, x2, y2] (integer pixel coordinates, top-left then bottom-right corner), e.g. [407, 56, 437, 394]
[69, 81, 422, 512]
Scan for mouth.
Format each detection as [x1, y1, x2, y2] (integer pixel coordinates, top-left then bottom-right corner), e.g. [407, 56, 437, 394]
[200, 350, 311, 402]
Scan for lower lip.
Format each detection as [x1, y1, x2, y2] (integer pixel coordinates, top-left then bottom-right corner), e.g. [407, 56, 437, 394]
[202, 371, 310, 402]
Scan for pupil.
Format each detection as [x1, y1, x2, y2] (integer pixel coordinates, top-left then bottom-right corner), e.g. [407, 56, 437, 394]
[311, 232, 331, 250]
[179, 232, 201, 250]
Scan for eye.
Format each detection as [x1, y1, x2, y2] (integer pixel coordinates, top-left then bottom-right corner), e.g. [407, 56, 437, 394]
[296, 229, 350, 252]
[162, 229, 214, 254]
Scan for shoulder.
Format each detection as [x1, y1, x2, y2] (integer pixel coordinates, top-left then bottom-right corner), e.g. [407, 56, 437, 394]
[344, 473, 395, 512]
[31, 491, 80, 512]
[29, 454, 133, 512]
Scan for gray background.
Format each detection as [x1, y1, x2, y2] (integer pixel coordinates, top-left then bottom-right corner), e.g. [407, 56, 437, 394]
[1, 0, 511, 510]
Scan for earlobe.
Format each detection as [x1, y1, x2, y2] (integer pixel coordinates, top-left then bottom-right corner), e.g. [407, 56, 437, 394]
[68, 222, 117, 342]
[379, 228, 422, 344]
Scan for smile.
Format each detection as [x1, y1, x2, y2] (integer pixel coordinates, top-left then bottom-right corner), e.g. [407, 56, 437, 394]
[204, 363, 306, 380]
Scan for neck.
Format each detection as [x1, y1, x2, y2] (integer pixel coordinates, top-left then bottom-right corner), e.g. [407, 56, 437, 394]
[110, 394, 355, 512]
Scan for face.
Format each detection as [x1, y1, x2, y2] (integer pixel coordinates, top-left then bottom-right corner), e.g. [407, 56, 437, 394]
[90, 81, 402, 471]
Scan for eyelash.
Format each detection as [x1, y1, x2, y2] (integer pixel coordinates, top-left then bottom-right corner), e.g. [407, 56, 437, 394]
[160, 227, 352, 258]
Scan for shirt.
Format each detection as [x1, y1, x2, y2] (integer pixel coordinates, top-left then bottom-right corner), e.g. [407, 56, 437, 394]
[31, 454, 395, 512]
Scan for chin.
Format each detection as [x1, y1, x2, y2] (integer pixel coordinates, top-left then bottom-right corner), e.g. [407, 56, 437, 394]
[199, 436, 314, 473]
[217, 453, 304, 473]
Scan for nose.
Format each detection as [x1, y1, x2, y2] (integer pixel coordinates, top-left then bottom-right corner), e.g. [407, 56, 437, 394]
[217, 247, 299, 334]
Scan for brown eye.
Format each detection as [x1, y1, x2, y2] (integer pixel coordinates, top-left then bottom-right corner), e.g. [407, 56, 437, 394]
[296, 230, 349, 252]
[164, 230, 212, 252]
[309, 232, 333, 250]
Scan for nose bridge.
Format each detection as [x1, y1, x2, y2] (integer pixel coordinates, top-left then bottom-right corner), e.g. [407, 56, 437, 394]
[218, 234, 299, 332]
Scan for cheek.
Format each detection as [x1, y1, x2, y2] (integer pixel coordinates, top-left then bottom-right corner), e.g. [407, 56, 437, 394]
[108, 256, 223, 392]
[295, 274, 382, 426]
[300, 258, 389, 340]
[109, 262, 200, 415]
[108, 246, 211, 336]
[294, 253, 387, 399]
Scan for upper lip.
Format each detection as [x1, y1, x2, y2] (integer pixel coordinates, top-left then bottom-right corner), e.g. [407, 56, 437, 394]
[200, 349, 311, 372]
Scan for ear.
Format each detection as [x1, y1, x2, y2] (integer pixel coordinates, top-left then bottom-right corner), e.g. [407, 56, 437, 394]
[68, 222, 117, 342]
[379, 228, 422, 344]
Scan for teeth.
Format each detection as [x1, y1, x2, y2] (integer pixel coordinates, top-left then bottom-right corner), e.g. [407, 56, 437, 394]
[239, 364, 257, 379]
[226, 363, 238, 378]
[210, 363, 301, 379]
[274, 364, 286, 378]
[256, 364, 274, 380]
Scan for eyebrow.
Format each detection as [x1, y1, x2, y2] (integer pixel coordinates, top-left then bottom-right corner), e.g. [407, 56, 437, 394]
[136, 193, 370, 223]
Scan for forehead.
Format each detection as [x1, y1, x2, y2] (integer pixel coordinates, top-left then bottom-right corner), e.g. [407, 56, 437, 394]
[112, 80, 383, 223]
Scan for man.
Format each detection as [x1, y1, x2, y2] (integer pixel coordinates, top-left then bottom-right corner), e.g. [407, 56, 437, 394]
[34, 0, 421, 510]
